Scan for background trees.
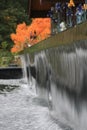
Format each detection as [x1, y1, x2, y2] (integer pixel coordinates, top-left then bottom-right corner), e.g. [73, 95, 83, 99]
[0, 0, 31, 51]
[0, 0, 31, 66]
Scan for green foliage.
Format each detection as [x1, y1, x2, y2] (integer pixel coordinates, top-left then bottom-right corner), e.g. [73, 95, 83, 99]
[0, 0, 31, 51]
[0, 49, 14, 67]
[1, 41, 8, 50]
[0, 50, 12, 57]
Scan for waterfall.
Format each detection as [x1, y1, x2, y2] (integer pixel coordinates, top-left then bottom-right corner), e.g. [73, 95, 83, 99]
[34, 51, 50, 102]
[20, 54, 32, 85]
[23, 40, 87, 130]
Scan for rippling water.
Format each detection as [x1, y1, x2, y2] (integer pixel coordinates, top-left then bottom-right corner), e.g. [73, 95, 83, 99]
[0, 78, 72, 130]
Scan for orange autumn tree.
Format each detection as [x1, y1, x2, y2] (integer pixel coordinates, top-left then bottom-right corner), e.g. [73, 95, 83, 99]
[11, 18, 51, 53]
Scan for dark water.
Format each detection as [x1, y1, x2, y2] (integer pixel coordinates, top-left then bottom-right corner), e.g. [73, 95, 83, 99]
[0, 84, 19, 94]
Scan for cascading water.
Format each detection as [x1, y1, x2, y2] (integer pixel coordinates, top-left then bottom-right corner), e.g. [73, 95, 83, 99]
[34, 52, 50, 102]
[29, 40, 87, 130]
[20, 54, 32, 86]
[1, 40, 87, 130]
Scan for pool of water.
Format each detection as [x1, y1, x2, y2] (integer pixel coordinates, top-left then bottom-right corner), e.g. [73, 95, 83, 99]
[0, 78, 72, 130]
